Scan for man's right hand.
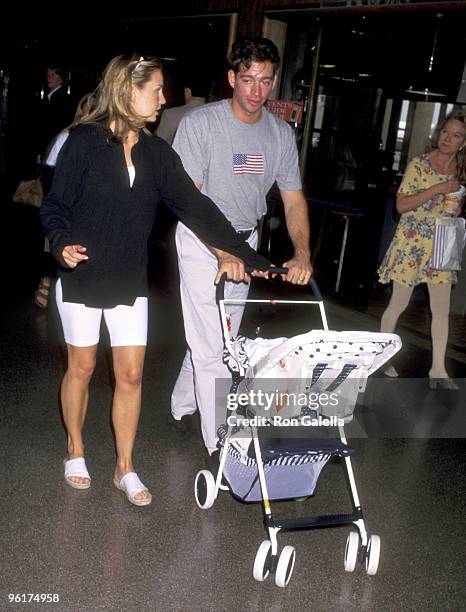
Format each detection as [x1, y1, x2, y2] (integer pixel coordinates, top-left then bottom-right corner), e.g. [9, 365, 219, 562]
[62, 245, 88, 268]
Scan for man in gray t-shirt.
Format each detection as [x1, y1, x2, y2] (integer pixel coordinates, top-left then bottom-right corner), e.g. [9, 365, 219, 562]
[171, 36, 313, 457]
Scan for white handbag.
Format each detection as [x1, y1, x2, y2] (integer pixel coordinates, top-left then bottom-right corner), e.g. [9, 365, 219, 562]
[430, 217, 466, 271]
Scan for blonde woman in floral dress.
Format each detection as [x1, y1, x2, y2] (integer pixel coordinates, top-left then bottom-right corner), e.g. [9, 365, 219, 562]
[378, 111, 465, 388]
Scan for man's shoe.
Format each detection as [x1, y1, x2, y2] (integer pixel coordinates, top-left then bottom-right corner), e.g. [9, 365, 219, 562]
[206, 450, 220, 475]
[206, 450, 229, 490]
[167, 413, 202, 444]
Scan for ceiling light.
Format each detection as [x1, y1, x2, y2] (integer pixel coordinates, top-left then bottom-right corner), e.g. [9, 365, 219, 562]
[405, 85, 446, 97]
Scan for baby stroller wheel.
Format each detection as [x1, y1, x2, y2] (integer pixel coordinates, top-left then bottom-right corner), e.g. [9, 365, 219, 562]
[275, 545, 296, 588]
[253, 540, 273, 582]
[194, 470, 216, 509]
[365, 534, 381, 576]
[344, 531, 360, 572]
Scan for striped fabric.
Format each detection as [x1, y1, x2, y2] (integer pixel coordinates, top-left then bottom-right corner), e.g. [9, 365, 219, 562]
[430, 217, 466, 271]
[225, 441, 331, 468]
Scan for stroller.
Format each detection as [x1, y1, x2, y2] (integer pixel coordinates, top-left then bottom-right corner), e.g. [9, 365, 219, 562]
[194, 272, 402, 587]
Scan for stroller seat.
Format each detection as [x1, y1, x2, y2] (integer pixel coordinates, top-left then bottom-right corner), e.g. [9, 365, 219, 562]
[219, 426, 354, 503]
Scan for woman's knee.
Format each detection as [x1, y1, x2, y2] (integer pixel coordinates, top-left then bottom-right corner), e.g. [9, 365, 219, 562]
[67, 348, 96, 381]
[390, 282, 413, 313]
[428, 283, 452, 317]
[115, 365, 143, 387]
[112, 346, 145, 387]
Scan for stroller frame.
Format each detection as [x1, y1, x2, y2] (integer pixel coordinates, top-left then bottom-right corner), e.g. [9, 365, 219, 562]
[194, 274, 381, 587]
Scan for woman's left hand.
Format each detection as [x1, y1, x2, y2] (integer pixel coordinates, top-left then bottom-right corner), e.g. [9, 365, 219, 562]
[214, 253, 249, 284]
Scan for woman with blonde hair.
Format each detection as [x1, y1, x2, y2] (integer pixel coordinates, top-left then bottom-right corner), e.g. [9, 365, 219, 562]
[378, 110, 465, 388]
[40, 53, 269, 506]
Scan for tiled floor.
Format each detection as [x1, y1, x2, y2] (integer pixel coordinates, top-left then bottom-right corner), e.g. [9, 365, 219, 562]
[1, 284, 465, 612]
[1, 201, 465, 611]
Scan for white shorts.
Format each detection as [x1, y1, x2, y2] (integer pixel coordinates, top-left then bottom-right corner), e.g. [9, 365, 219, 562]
[55, 279, 148, 347]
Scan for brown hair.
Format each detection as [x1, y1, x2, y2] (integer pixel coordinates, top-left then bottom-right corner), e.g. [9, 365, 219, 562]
[430, 110, 466, 182]
[72, 53, 163, 142]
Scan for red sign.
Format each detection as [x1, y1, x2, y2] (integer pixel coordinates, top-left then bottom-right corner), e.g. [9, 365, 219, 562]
[265, 100, 304, 124]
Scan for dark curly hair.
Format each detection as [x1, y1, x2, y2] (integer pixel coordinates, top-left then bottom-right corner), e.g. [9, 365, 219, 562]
[229, 36, 280, 75]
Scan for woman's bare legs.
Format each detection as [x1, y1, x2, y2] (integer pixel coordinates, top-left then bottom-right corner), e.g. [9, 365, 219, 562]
[427, 282, 452, 379]
[111, 345, 149, 503]
[380, 281, 414, 376]
[62, 343, 98, 486]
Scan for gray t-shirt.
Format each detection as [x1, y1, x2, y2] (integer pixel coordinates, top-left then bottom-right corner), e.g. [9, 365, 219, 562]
[172, 99, 302, 230]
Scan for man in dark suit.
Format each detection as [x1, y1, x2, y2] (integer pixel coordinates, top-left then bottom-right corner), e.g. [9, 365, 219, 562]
[38, 64, 74, 162]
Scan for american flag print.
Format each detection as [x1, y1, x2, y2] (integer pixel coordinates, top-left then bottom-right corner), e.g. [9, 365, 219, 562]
[233, 153, 264, 175]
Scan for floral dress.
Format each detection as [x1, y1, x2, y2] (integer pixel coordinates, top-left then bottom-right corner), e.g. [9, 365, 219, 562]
[378, 154, 456, 287]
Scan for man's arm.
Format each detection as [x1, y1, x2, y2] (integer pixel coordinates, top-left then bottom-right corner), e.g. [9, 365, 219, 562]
[281, 189, 313, 285]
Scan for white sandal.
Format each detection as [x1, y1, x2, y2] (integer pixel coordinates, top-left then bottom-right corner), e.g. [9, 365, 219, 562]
[113, 472, 152, 507]
[64, 457, 91, 490]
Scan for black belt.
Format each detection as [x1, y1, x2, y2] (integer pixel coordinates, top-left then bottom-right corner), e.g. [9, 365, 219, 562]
[237, 228, 256, 239]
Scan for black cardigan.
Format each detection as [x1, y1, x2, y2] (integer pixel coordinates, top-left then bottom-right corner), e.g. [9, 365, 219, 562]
[40, 124, 270, 308]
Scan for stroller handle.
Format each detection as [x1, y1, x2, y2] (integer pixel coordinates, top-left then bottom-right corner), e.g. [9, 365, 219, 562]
[215, 267, 323, 303]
